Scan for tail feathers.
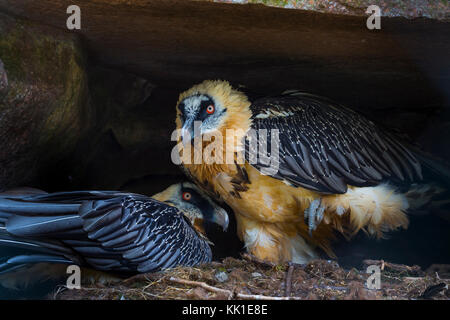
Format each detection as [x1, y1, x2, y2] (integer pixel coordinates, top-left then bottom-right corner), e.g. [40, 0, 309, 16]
[0, 187, 47, 197]
[400, 144, 450, 224]
[0, 233, 77, 290]
[0, 254, 73, 275]
[0, 226, 79, 270]
[0, 198, 80, 216]
[0, 232, 79, 290]
[405, 183, 450, 218]
[408, 146, 450, 186]
[0, 189, 133, 290]
[6, 214, 84, 237]
[0, 227, 76, 257]
[0, 190, 129, 217]
[0, 190, 85, 290]
[16, 190, 132, 202]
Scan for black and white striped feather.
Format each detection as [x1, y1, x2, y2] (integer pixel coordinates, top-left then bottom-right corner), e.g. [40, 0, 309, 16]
[246, 92, 423, 194]
[0, 191, 212, 274]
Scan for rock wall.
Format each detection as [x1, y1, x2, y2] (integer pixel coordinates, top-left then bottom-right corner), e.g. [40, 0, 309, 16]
[214, 0, 450, 20]
[0, 13, 182, 192]
[0, 13, 90, 189]
[0, 1, 448, 107]
[0, 0, 448, 192]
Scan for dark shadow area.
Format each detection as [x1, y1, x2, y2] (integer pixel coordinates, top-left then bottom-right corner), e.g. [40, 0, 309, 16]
[333, 214, 450, 270]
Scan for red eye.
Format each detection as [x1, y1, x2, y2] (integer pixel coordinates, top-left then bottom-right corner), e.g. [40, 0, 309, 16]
[182, 192, 191, 201]
[206, 104, 215, 114]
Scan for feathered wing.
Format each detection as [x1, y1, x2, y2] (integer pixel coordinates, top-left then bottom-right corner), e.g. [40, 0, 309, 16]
[246, 92, 423, 194]
[0, 191, 212, 274]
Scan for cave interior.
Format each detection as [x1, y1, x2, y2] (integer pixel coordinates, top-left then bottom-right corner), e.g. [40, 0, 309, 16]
[0, 1, 449, 270]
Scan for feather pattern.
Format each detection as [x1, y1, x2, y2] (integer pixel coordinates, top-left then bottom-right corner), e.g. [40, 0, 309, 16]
[247, 92, 423, 194]
[0, 191, 212, 274]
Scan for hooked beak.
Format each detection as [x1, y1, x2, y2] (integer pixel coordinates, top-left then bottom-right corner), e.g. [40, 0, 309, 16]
[181, 120, 195, 146]
[181, 120, 204, 146]
[209, 207, 229, 232]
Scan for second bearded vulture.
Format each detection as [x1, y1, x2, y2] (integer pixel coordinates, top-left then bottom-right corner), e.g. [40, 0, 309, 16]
[0, 182, 228, 288]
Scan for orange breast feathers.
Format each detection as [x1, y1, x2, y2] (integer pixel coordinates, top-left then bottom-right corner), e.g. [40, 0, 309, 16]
[174, 80, 411, 264]
[173, 81, 337, 263]
[174, 126, 410, 263]
[178, 151, 338, 263]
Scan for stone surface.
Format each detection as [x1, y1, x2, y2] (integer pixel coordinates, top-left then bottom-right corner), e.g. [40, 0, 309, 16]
[0, 13, 184, 192]
[0, 0, 448, 191]
[0, 0, 447, 115]
[0, 13, 90, 189]
[214, 0, 449, 20]
[0, 58, 7, 93]
[215, 271, 229, 282]
[63, 67, 182, 193]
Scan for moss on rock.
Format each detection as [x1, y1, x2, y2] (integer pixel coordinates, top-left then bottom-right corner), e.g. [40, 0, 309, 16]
[0, 13, 90, 188]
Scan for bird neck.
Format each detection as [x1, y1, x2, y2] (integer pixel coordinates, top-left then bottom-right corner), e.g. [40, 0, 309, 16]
[151, 184, 178, 202]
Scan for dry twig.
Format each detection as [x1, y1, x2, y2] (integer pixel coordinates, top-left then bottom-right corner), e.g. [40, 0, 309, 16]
[363, 259, 422, 275]
[121, 273, 153, 286]
[169, 277, 302, 300]
[284, 263, 295, 297]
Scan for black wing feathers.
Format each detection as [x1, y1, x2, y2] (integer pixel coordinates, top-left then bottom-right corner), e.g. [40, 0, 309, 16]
[0, 191, 211, 273]
[247, 93, 422, 194]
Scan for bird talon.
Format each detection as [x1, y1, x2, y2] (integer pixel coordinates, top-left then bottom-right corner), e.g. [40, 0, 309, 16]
[304, 199, 325, 235]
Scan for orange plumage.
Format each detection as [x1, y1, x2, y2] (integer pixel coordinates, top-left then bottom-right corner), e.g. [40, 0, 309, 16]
[175, 80, 439, 264]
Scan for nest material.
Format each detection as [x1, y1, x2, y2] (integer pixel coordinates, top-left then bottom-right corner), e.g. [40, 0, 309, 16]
[52, 257, 450, 300]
